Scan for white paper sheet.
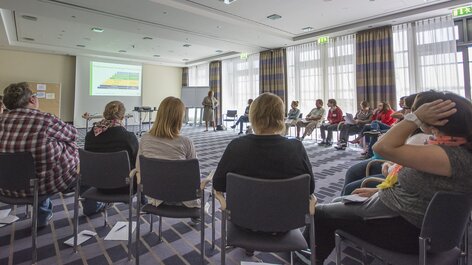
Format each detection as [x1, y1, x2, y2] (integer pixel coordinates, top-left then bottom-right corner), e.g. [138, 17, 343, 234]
[104, 221, 136, 241]
[342, 194, 369, 204]
[64, 230, 97, 247]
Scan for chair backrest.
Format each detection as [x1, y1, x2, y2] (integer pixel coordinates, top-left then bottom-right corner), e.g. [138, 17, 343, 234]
[420, 191, 471, 253]
[226, 110, 237, 118]
[79, 149, 130, 189]
[0, 152, 36, 192]
[139, 156, 200, 202]
[226, 173, 310, 232]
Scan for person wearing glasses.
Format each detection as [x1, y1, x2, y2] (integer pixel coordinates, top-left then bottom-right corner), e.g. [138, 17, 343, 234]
[0, 82, 79, 228]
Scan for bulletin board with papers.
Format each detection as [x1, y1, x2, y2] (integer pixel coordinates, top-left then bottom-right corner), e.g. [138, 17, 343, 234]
[27, 81, 61, 117]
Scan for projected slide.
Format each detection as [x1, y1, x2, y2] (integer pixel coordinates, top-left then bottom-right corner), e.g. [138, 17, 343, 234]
[90, 61, 142, 96]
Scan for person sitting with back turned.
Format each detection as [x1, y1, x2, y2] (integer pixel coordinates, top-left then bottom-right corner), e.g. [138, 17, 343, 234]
[299, 91, 472, 265]
[136, 97, 200, 224]
[284, 100, 301, 136]
[0, 82, 79, 227]
[318, 99, 343, 146]
[296, 99, 325, 141]
[83, 100, 141, 215]
[231, 98, 253, 135]
[213, 92, 315, 256]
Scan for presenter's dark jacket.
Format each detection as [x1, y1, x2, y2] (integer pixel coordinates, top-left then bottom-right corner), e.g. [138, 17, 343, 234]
[84, 126, 139, 169]
[213, 134, 315, 193]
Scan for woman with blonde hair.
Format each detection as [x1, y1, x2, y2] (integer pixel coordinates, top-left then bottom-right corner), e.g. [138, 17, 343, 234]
[284, 100, 301, 136]
[137, 97, 199, 218]
[202, 90, 219, 132]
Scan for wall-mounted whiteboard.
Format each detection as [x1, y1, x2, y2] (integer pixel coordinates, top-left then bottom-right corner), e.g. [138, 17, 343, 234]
[181, 86, 210, 108]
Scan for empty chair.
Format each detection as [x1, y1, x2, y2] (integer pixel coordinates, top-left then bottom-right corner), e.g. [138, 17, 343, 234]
[215, 173, 317, 265]
[223, 110, 238, 128]
[73, 149, 135, 260]
[135, 157, 211, 265]
[335, 191, 470, 265]
[0, 152, 42, 264]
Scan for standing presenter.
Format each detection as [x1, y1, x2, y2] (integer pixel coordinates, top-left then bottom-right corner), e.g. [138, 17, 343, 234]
[202, 90, 218, 132]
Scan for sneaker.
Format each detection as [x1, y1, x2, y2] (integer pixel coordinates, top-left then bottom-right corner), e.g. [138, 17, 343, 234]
[238, 132, 244, 135]
[334, 145, 346, 150]
[294, 249, 312, 264]
[364, 130, 380, 135]
[318, 141, 326, 146]
[38, 212, 53, 228]
[230, 125, 236, 129]
[324, 142, 333, 147]
[245, 249, 255, 256]
[189, 217, 201, 226]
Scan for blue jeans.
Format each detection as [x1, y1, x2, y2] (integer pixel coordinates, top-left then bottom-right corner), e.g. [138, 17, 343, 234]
[38, 198, 53, 225]
[370, 120, 391, 131]
[341, 159, 383, 196]
[235, 116, 249, 133]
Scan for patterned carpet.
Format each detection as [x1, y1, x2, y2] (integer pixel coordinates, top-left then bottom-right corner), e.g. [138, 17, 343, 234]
[0, 125, 387, 265]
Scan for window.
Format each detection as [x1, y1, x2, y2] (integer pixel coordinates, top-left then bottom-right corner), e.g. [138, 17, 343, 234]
[222, 54, 259, 116]
[188, 63, 209, 86]
[287, 35, 357, 117]
[393, 16, 465, 104]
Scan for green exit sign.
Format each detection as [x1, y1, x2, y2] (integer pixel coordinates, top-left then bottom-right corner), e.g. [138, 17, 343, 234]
[240, 52, 248, 60]
[453, 6, 472, 17]
[318, 36, 329, 44]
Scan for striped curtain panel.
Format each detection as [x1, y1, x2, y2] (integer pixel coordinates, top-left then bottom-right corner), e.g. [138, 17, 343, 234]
[182, 67, 189, 87]
[356, 26, 396, 110]
[259, 48, 288, 106]
[209, 61, 222, 125]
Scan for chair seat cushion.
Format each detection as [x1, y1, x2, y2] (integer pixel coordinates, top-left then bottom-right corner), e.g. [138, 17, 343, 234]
[0, 194, 49, 205]
[227, 222, 308, 252]
[142, 204, 200, 218]
[336, 230, 461, 265]
[81, 187, 132, 203]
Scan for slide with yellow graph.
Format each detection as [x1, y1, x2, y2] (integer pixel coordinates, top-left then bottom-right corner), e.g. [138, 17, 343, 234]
[90, 61, 142, 96]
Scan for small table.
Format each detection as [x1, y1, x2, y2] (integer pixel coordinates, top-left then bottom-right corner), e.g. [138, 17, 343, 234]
[82, 113, 133, 132]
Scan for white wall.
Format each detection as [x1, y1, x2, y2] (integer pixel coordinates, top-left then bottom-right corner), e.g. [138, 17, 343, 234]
[142, 64, 182, 121]
[0, 49, 75, 121]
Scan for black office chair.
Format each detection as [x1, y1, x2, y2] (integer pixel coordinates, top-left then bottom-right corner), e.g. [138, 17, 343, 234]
[223, 110, 238, 128]
[335, 191, 471, 265]
[73, 149, 135, 261]
[135, 156, 211, 265]
[0, 152, 45, 264]
[215, 173, 317, 265]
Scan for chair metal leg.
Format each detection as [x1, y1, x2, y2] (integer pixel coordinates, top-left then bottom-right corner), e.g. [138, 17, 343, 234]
[136, 184, 141, 265]
[103, 205, 108, 226]
[25, 205, 30, 219]
[211, 189, 216, 250]
[150, 214, 153, 233]
[127, 186, 133, 261]
[158, 216, 162, 242]
[73, 180, 80, 253]
[361, 249, 368, 265]
[290, 251, 294, 265]
[200, 191, 205, 265]
[32, 181, 38, 265]
[221, 210, 227, 265]
[335, 233, 342, 265]
[419, 237, 427, 265]
[309, 215, 316, 265]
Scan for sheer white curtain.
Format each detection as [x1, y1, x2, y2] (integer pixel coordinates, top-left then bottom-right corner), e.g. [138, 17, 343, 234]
[222, 54, 260, 116]
[188, 63, 209, 86]
[326, 34, 357, 114]
[393, 16, 464, 102]
[287, 34, 357, 116]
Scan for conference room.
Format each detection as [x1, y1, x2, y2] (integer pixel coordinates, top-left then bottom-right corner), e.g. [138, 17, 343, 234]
[0, 0, 472, 264]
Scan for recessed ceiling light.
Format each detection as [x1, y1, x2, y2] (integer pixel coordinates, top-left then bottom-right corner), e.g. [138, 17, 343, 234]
[76, 44, 86, 48]
[91, 27, 104, 33]
[153, 54, 160, 57]
[302, 27, 314, 32]
[182, 59, 189, 62]
[219, 0, 237, 4]
[163, 11, 167, 14]
[23, 37, 35, 41]
[21, 15, 37, 21]
[216, 26, 222, 29]
[71, 15, 76, 19]
[215, 50, 223, 53]
[183, 44, 191, 47]
[118, 50, 127, 53]
[267, 14, 282, 20]
[143, 37, 153, 40]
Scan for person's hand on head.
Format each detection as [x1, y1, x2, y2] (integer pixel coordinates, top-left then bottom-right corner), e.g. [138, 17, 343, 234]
[414, 99, 456, 127]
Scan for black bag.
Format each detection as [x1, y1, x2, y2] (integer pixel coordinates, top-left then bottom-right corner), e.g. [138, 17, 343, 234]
[216, 124, 226, 131]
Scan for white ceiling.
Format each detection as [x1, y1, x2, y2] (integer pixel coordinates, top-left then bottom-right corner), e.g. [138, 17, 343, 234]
[0, 0, 469, 66]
